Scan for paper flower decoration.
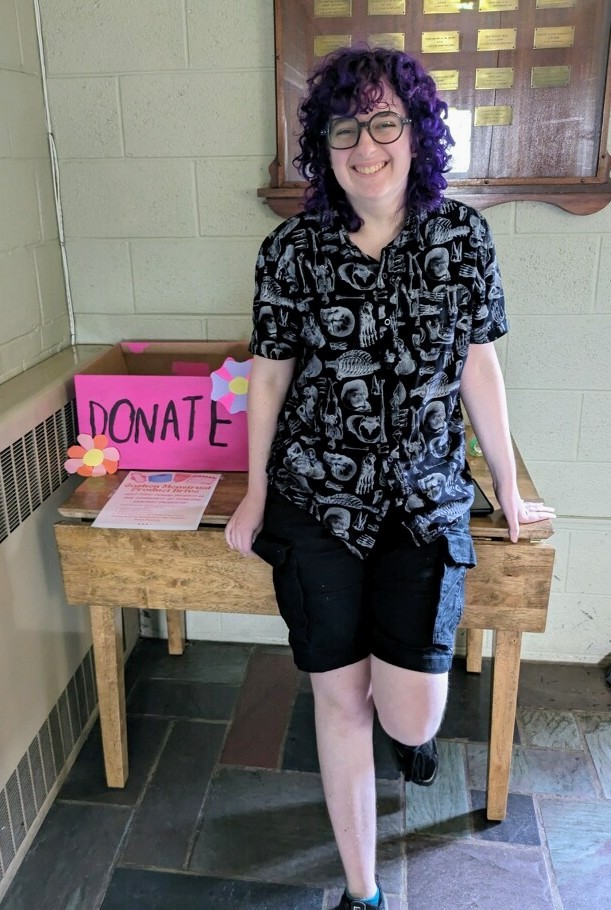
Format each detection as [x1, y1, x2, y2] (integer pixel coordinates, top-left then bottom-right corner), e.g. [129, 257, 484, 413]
[64, 434, 120, 477]
[210, 357, 252, 414]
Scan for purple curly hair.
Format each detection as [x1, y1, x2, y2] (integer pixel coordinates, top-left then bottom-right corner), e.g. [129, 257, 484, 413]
[294, 46, 454, 231]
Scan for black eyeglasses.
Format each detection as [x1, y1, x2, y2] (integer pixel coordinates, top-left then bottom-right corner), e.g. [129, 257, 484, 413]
[322, 111, 412, 150]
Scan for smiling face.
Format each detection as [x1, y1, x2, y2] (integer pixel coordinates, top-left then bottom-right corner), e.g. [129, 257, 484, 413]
[328, 84, 413, 219]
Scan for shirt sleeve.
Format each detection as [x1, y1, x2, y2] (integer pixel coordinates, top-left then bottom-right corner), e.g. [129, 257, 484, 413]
[249, 228, 302, 361]
[470, 215, 509, 344]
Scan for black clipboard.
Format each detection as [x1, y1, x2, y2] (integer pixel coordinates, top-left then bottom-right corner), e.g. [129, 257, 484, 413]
[470, 479, 494, 516]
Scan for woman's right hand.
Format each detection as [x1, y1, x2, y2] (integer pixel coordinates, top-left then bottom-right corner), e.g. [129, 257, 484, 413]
[224, 492, 266, 557]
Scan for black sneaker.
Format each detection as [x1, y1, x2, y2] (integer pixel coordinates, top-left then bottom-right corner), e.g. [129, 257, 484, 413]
[336, 887, 388, 910]
[391, 737, 438, 786]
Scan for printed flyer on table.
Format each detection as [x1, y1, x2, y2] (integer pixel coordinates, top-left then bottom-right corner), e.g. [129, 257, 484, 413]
[92, 471, 221, 531]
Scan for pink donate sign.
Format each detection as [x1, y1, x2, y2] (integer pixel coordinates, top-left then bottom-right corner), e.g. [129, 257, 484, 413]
[75, 366, 249, 471]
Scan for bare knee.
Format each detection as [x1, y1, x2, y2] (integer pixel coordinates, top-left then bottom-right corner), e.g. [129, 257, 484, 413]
[372, 659, 448, 745]
[311, 661, 373, 728]
[376, 708, 442, 746]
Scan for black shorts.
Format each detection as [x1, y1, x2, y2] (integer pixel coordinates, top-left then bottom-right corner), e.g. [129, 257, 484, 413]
[252, 490, 476, 675]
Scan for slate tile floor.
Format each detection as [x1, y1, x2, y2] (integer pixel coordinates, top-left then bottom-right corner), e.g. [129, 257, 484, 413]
[2, 641, 610, 910]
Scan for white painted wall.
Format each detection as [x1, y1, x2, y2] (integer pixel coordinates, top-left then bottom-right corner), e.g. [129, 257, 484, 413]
[8, 0, 611, 663]
[0, 0, 70, 384]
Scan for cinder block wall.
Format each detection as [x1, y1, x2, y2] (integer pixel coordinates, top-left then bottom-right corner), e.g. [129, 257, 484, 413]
[483, 202, 611, 662]
[0, 0, 70, 384]
[41, 0, 279, 343]
[39, 0, 611, 662]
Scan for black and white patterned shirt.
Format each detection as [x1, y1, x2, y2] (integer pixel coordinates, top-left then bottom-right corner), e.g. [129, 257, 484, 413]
[250, 198, 508, 558]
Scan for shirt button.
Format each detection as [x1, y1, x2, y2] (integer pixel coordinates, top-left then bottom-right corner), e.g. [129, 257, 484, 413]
[384, 318, 391, 326]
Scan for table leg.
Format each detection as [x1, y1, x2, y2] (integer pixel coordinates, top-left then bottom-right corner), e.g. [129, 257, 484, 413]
[466, 628, 484, 673]
[90, 604, 128, 787]
[167, 610, 186, 655]
[486, 629, 522, 821]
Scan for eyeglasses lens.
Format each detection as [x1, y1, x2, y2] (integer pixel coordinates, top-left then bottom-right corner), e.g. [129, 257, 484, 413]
[328, 112, 404, 149]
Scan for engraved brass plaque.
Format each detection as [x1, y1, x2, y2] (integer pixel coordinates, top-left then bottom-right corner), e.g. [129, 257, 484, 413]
[531, 65, 571, 88]
[368, 0, 406, 14]
[422, 31, 461, 53]
[314, 35, 352, 56]
[314, 0, 352, 16]
[429, 69, 460, 91]
[369, 33, 405, 50]
[314, 0, 352, 19]
[474, 105, 513, 126]
[424, 0, 463, 12]
[476, 67, 515, 90]
[477, 28, 517, 51]
[534, 26, 575, 48]
[479, 0, 518, 10]
[536, 0, 575, 7]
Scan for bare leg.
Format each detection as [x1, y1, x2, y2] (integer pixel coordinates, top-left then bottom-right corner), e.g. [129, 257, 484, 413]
[310, 658, 377, 899]
[311, 656, 448, 897]
[371, 656, 448, 745]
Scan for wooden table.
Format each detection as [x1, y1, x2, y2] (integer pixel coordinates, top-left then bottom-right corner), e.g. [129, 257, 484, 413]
[54, 447, 554, 820]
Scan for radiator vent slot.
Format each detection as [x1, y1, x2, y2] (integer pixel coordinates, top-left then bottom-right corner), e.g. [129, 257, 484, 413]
[0, 400, 76, 545]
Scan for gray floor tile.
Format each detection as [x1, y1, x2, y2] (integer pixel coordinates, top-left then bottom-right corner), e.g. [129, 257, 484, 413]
[299, 669, 313, 692]
[127, 678, 239, 720]
[59, 716, 169, 806]
[189, 767, 403, 892]
[6, 647, 611, 910]
[540, 798, 611, 910]
[581, 714, 611, 798]
[257, 644, 295, 658]
[405, 741, 470, 837]
[101, 867, 324, 910]
[128, 639, 253, 685]
[466, 743, 597, 797]
[440, 674, 493, 742]
[280, 691, 319, 773]
[518, 661, 611, 711]
[517, 708, 582, 750]
[0, 802, 131, 910]
[120, 720, 226, 869]
[470, 791, 541, 845]
[440, 659, 520, 744]
[124, 652, 143, 699]
[405, 838, 553, 910]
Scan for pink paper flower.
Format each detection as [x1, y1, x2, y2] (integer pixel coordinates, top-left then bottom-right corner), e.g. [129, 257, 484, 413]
[64, 434, 120, 477]
[123, 342, 150, 354]
[210, 357, 252, 414]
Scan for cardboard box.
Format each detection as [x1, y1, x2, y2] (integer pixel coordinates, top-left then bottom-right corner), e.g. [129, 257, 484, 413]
[74, 341, 251, 471]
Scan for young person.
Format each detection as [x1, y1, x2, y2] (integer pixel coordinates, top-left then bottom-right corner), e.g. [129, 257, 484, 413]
[225, 46, 554, 910]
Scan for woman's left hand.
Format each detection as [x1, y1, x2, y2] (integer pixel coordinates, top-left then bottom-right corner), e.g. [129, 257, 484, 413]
[495, 488, 556, 543]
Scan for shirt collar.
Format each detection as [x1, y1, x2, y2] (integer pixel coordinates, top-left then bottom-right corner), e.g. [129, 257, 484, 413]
[333, 207, 423, 252]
